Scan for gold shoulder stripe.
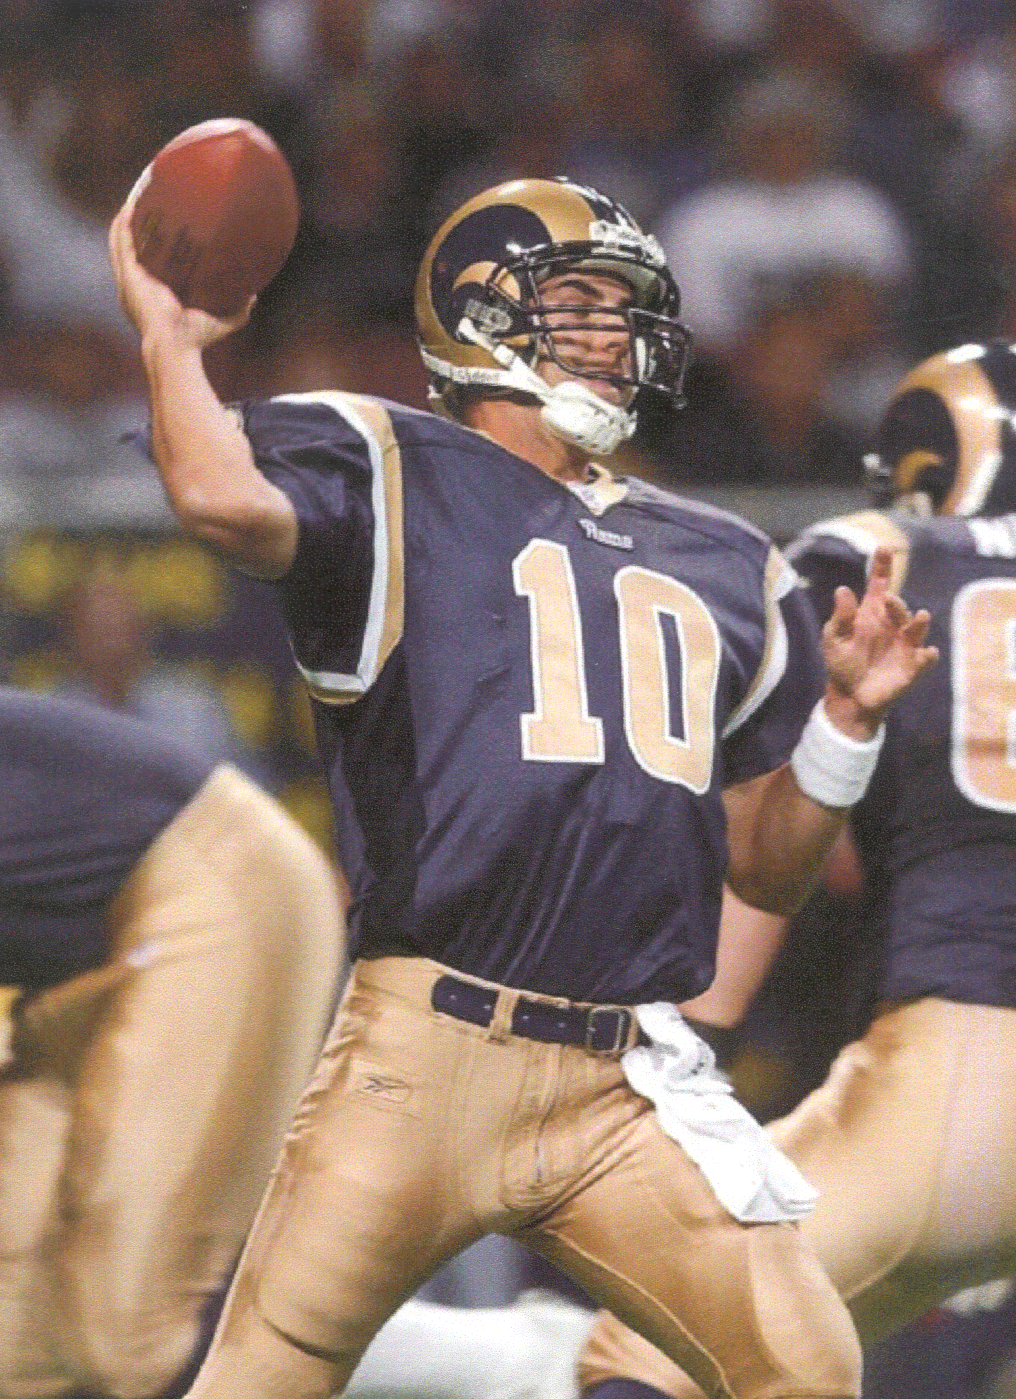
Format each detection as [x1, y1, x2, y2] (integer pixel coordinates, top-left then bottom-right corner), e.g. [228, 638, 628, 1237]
[342, 394, 406, 691]
[723, 545, 791, 737]
[276, 390, 405, 705]
[810, 510, 912, 594]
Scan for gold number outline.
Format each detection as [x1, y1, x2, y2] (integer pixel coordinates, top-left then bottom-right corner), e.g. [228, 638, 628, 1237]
[513, 539, 605, 763]
[513, 540, 721, 789]
[951, 577, 1016, 813]
[614, 564, 720, 791]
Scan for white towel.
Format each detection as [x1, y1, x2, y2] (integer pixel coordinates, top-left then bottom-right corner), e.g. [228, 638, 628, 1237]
[620, 1002, 818, 1224]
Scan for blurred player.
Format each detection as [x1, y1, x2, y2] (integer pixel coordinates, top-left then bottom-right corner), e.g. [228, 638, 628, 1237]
[574, 339, 1016, 1399]
[0, 685, 342, 1399]
[108, 175, 936, 1399]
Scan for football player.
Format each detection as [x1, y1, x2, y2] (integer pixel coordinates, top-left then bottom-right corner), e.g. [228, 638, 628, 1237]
[574, 339, 1016, 1399]
[0, 686, 342, 1399]
[108, 176, 935, 1399]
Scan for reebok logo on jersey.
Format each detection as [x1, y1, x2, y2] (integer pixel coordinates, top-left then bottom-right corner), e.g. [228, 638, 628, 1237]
[578, 517, 634, 550]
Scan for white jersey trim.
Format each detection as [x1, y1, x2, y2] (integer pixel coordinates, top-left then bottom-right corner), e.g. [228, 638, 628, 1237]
[274, 390, 391, 699]
[722, 548, 795, 738]
[800, 517, 880, 561]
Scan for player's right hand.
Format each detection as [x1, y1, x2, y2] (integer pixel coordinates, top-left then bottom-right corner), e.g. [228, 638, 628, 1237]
[108, 202, 254, 352]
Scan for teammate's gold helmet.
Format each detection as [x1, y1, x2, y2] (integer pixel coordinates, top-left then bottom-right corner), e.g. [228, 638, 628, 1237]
[867, 340, 1016, 517]
[414, 177, 692, 428]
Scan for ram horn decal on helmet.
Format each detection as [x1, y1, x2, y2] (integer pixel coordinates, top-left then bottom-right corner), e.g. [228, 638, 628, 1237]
[414, 176, 693, 453]
[866, 340, 1016, 517]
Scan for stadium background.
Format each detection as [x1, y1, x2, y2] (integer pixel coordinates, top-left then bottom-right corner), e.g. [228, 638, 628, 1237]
[2, 0, 1016, 1394]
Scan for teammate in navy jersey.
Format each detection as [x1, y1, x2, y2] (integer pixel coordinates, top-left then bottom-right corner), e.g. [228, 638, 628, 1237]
[109, 176, 935, 1399]
[0, 687, 342, 1399]
[574, 341, 1016, 1399]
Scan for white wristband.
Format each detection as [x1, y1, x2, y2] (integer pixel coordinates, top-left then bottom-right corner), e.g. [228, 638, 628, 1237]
[790, 700, 885, 808]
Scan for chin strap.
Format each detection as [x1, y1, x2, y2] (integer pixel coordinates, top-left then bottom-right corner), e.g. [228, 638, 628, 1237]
[455, 318, 636, 457]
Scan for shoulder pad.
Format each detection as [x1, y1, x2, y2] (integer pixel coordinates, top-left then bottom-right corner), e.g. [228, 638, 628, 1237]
[790, 509, 912, 594]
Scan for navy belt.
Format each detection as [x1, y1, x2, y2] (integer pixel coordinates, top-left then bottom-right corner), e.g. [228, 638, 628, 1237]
[431, 973, 640, 1054]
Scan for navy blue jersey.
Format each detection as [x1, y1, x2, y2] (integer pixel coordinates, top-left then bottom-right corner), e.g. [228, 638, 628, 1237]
[790, 509, 1016, 1007]
[0, 687, 213, 990]
[245, 391, 824, 1003]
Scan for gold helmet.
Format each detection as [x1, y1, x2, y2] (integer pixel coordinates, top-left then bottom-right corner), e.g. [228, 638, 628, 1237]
[867, 341, 1016, 517]
[414, 177, 692, 453]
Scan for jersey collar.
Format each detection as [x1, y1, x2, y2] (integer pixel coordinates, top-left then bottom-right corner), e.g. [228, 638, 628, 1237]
[567, 464, 628, 517]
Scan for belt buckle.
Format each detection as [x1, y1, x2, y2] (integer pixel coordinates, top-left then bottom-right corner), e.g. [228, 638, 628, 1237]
[586, 1006, 628, 1054]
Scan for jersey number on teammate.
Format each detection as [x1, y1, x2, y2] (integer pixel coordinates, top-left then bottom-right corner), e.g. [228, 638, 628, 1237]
[952, 577, 1016, 812]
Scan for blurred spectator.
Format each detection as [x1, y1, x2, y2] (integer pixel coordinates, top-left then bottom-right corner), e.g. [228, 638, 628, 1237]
[934, 24, 1016, 154]
[54, 567, 264, 780]
[683, 0, 983, 255]
[382, 33, 491, 256]
[654, 67, 913, 360]
[249, 0, 321, 96]
[646, 298, 865, 488]
[561, 19, 711, 230]
[0, 73, 125, 332]
[801, 269, 914, 434]
[297, 95, 417, 318]
[766, 0, 867, 78]
[0, 318, 143, 491]
[260, 294, 428, 408]
[0, 5, 305, 341]
[145, 4, 264, 144]
[47, 25, 161, 223]
[760, 0, 951, 226]
[362, 0, 463, 69]
[311, 0, 371, 77]
[0, 22, 73, 173]
[689, 0, 1003, 57]
[424, 89, 571, 234]
[848, 0, 1013, 53]
[913, 139, 1016, 348]
[895, 24, 1016, 269]
[689, 0, 771, 50]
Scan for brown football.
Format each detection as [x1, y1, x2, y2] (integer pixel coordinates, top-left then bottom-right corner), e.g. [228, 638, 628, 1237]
[129, 118, 300, 316]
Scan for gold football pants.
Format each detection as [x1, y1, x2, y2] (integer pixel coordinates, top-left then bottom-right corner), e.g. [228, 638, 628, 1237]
[578, 997, 1016, 1399]
[185, 955, 860, 1399]
[0, 764, 343, 1399]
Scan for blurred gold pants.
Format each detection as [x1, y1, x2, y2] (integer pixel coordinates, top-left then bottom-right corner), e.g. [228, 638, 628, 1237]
[0, 765, 343, 1399]
[184, 956, 860, 1399]
[578, 998, 1016, 1399]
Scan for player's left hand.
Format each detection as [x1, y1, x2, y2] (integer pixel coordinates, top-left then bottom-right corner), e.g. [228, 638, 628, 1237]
[821, 545, 938, 739]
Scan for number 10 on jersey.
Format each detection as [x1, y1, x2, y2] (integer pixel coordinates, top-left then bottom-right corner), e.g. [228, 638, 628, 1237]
[512, 539, 720, 791]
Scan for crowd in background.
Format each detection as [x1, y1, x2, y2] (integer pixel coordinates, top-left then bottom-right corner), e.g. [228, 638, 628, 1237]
[4, 2, 1016, 1392]
[2, 0, 1016, 500]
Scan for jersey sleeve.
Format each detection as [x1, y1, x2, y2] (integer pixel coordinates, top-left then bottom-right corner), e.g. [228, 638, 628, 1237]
[787, 509, 912, 627]
[242, 391, 403, 701]
[721, 552, 825, 785]
[787, 528, 868, 628]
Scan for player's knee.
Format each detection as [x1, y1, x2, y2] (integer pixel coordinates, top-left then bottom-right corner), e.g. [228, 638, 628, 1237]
[184, 1312, 348, 1399]
[61, 1299, 199, 1399]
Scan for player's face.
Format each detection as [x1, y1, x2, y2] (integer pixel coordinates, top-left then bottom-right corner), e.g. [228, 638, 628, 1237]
[533, 271, 636, 404]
